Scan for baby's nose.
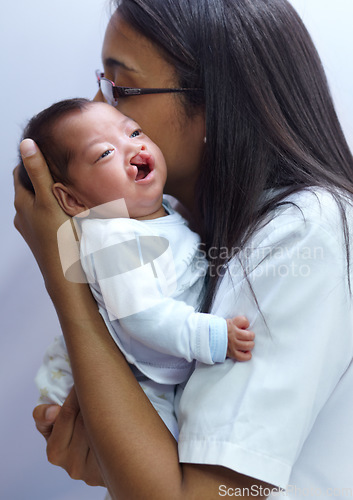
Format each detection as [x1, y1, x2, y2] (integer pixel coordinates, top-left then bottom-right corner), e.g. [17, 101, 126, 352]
[125, 140, 146, 154]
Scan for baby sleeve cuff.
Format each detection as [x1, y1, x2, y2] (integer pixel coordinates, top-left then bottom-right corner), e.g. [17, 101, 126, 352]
[208, 317, 228, 363]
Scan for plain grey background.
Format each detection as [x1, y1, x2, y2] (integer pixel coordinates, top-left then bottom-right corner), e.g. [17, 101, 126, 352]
[1, 1, 352, 499]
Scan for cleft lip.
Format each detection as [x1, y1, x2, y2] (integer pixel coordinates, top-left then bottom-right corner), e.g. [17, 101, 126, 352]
[130, 151, 155, 182]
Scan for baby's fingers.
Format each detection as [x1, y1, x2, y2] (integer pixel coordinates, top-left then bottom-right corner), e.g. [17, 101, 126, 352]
[236, 338, 255, 352]
[226, 319, 255, 341]
[227, 337, 255, 359]
[226, 318, 255, 361]
[232, 349, 253, 362]
[233, 328, 255, 342]
[230, 315, 250, 330]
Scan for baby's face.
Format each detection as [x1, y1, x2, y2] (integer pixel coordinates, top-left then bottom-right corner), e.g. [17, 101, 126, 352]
[59, 102, 167, 219]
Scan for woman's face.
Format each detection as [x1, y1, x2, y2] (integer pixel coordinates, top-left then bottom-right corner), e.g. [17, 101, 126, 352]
[95, 13, 205, 209]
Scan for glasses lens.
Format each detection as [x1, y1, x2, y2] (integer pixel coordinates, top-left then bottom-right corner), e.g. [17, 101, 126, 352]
[100, 78, 118, 106]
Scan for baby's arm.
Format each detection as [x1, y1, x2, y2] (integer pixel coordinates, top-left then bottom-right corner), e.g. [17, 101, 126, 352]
[80, 220, 254, 366]
[119, 299, 255, 366]
[226, 316, 255, 361]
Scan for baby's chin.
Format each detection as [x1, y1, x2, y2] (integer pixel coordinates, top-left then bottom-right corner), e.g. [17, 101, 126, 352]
[134, 204, 167, 221]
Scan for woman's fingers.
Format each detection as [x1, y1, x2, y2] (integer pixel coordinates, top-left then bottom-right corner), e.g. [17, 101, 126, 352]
[84, 448, 106, 487]
[13, 140, 70, 270]
[13, 165, 33, 231]
[45, 388, 80, 465]
[32, 404, 61, 441]
[64, 404, 105, 486]
[41, 388, 105, 486]
[19, 139, 54, 202]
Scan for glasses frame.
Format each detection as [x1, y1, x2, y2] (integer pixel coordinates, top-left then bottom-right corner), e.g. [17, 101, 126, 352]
[96, 70, 203, 106]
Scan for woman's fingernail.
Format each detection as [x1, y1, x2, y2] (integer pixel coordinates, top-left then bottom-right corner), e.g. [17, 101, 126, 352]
[20, 138, 38, 158]
[45, 405, 60, 422]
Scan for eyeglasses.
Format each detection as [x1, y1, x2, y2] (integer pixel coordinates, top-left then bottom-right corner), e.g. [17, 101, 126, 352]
[96, 70, 203, 107]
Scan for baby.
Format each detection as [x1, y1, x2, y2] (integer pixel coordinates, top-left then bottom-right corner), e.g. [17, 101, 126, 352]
[19, 99, 255, 439]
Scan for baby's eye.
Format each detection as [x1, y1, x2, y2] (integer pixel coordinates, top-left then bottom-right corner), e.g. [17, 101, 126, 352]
[130, 129, 141, 138]
[98, 149, 114, 161]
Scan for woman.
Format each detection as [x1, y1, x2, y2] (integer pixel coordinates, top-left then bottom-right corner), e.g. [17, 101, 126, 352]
[14, 0, 353, 497]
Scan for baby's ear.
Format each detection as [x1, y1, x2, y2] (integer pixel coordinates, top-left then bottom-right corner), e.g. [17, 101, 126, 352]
[52, 183, 87, 217]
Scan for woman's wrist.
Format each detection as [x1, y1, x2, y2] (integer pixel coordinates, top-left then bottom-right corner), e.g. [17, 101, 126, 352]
[46, 276, 98, 326]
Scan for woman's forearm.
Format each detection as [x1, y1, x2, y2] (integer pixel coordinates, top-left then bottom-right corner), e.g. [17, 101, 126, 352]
[48, 279, 183, 499]
[49, 280, 270, 500]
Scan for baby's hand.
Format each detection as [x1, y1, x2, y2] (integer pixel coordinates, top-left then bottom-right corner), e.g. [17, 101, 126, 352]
[226, 316, 255, 361]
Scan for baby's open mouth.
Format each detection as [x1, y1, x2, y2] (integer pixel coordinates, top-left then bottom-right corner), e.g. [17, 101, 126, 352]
[130, 152, 154, 181]
[134, 163, 151, 180]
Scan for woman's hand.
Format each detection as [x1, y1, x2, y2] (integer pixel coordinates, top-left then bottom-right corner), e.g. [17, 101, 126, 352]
[13, 139, 69, 286]
[33, 388, 105, 487]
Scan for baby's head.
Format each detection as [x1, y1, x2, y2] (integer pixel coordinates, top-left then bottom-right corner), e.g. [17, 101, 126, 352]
[19, 99, 167, 219]
[19, 98, 90, 192]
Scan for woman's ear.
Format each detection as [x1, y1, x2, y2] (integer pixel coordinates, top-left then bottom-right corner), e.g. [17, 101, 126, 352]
[52, 183, 87, 217]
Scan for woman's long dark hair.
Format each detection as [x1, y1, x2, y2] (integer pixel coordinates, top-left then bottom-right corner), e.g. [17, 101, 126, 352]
[115, 0, 353, 310]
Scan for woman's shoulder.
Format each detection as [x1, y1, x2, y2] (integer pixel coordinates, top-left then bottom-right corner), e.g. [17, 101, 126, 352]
[215, 188, 353, 316]
[256, 187, 353, 244]
[236, 187, 353, 277]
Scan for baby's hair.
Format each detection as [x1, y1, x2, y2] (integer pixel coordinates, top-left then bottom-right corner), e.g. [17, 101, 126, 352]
[18, 98, 92, 193]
